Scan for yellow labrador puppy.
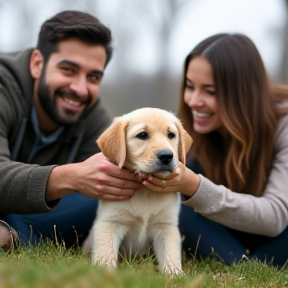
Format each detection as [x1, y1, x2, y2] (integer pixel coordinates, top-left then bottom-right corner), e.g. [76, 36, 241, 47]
[86, 107, 192, 274]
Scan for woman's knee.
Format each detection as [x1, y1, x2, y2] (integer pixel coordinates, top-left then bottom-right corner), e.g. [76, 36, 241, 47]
[179, 205, 246, 264]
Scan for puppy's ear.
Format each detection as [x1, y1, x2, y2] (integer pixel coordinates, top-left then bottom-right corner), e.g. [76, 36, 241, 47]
[97, 117, 128, 168]
[176, 120, 193, 165]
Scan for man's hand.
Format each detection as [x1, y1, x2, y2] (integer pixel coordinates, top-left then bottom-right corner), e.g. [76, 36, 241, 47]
[46, 153, 143, 202]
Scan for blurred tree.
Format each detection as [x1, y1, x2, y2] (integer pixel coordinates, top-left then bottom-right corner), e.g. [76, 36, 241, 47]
[0, 0, 101, 52]
[98, 0, 195, 113]
[132, 0, 191, 74]
[101, 0, 193, 76]
[89, 0, 197, 116]
[0, 0, 35, 51]
[134, 0, 194, 109]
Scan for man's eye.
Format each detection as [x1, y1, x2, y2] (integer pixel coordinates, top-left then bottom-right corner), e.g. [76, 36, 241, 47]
[61, 67, 73, 73]
[168, 132, 176, 139]
[136, 131, 148, 140]
[88, 75, 101, 82]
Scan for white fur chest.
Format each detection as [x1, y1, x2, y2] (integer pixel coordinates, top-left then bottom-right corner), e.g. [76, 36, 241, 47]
[98, 188, 180, 220]
[89, 190, 181, 262]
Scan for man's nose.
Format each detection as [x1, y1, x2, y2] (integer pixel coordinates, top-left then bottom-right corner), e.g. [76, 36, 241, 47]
[70, 76, 88, 97]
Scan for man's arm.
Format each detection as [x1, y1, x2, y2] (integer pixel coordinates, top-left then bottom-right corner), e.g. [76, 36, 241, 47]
[46, 152, 143, 202]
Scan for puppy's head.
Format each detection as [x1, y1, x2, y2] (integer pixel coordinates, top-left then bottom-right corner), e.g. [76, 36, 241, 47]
[97, 108, 192, 175]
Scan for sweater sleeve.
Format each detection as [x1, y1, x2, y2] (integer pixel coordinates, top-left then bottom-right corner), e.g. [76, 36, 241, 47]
[0, 84, 59, 214]
[0, 159, 59, 213]
[183, 115, 288, 237]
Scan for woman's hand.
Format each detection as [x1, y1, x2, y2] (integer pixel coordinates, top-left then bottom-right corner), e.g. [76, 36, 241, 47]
[141, 162, 200, 197]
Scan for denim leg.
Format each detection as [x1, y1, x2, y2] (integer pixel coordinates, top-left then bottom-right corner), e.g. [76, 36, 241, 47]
[1, 193, 98, 248]
[180, 204, 247, 264]
[251, 226, 288, 267]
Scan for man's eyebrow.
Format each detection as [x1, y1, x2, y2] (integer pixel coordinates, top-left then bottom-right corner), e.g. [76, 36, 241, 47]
[57, 60, 104, 75]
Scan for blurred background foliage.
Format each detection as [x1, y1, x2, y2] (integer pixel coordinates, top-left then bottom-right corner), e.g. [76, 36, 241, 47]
[1, 0, 288, 117]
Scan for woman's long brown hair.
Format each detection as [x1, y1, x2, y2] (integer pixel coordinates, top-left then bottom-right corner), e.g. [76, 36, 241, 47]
[178, 33, 288, 196]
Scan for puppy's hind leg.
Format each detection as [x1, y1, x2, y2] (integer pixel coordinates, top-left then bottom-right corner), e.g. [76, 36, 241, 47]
[91, 221, 128, 268]
[151, 225, 183, 275]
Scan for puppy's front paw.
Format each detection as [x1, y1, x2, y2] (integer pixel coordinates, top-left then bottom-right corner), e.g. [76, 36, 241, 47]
[163, 266, 184, 277]
[91, 253, 117, 268]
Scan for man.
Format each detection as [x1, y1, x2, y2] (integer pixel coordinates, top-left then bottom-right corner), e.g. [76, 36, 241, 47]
[0, 10, 142, 250]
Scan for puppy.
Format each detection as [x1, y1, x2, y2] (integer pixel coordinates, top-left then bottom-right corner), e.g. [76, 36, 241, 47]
[86, 107, 192, 274]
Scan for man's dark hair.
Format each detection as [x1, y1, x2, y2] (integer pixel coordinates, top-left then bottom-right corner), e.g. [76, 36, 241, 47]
[36, 10, 112, 66]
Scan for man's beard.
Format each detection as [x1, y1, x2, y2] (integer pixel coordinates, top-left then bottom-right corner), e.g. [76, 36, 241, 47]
[37, 70, 92, 127]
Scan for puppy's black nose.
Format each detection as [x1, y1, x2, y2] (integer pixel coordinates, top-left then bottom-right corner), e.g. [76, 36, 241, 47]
[157, 150, 173, 165]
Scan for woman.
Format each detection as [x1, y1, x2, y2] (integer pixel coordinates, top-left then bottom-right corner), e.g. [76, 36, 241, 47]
[142, 33, 288, 266]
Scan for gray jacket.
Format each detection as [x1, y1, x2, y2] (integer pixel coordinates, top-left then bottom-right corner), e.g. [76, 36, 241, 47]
[0, 48, 111, 213]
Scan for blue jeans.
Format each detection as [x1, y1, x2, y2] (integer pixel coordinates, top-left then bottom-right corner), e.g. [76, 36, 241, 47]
[1, 193, 98, 248]
[180, 204, 288, 267]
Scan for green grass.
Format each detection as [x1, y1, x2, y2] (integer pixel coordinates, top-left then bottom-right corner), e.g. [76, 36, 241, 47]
[0, 241, 288, 288]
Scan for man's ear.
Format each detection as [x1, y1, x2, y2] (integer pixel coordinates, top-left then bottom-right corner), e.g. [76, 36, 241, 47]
[30, 50, 43, 79]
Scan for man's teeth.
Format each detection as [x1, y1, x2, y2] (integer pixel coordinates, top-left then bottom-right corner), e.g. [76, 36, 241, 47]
[63, 97, 81, 107]
[193, 111, 211, 118]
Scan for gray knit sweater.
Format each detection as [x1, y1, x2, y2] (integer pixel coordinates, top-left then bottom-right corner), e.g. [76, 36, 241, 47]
[183, 114, 288, 237]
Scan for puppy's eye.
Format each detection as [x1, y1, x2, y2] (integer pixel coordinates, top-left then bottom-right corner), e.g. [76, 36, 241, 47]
[136, 131, 148, 140]
[168, 132, 176, 139]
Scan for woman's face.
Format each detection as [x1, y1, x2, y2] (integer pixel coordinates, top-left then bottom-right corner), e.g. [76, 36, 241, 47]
[184, 56, 223, 134]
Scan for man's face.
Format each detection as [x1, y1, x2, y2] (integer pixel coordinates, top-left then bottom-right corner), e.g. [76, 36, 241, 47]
[31, 38, 107, 129]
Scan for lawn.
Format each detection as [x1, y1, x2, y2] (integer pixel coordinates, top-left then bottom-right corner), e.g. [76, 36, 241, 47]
[0, 241, 288, 288]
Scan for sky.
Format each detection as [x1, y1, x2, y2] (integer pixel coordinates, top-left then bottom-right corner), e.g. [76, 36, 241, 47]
[128, 0, 286, 77]
[175, 0, 286, 77]
[0, 0, 286, 79]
